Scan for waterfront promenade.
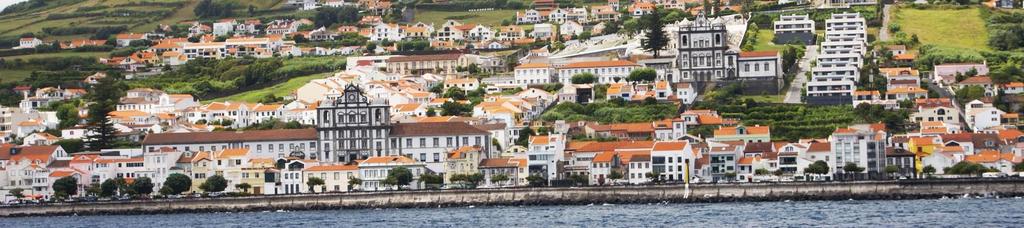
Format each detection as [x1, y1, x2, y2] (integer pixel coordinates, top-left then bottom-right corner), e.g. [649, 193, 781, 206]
[4, 179, 1024, 217]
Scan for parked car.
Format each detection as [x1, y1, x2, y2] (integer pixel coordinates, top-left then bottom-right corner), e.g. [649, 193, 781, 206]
[982, 172, 1008, 178]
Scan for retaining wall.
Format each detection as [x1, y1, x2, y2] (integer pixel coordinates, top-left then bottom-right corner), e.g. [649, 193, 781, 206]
[3, 179, 1023, 217]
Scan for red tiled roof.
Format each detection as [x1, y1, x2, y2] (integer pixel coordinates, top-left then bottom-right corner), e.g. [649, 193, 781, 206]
[142, 129, 317, 145]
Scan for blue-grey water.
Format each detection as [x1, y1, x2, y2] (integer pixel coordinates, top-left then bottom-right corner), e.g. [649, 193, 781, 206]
[3, 198, 1024, 227]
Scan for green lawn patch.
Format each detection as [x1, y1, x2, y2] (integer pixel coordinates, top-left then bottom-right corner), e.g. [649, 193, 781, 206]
[740, 95, 784, 103]
[3, 51, 109, 60]
[0, 69, 37, 83]
[208, 72, 330, 103]
[892, 7, 990, 51]
[414, 9, 518, 27]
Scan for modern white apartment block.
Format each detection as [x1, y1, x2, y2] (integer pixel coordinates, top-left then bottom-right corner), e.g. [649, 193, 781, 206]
[824, 13, 867, 42]
[773, 14, 815, 44]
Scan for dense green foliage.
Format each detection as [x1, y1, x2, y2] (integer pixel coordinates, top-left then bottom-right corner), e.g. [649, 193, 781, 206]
[200, 175, 228, 193]
[540, 99, 679, 124]
[986, 12, 1024, 51]
[570, 72, 596, 84]
[52, 176, 78, 199]
[164, 173, 192, 195]
[945, 161, 996, 175]
[85, 75, 125, 151]
[640, 9, 669, 57]
[805, 160, 830, 175]
[194, 0, 237, 19]
[314, 6, 361, 27]
[384, 166, 414, 190]
[131, 177, 154, 195]
[129, 57, 344, 99]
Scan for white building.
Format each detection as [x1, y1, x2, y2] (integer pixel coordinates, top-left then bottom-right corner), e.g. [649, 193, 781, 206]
[964, 100, 1005, 132]
[514, 63, 555, 86]
[556, 60, 639, 84]
[16, 38, 43, 49]
[358, 156, 427, 191]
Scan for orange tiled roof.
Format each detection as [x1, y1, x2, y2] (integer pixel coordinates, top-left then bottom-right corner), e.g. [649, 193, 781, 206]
[305, 164, 358, 171]
[561, 60, 638, 69]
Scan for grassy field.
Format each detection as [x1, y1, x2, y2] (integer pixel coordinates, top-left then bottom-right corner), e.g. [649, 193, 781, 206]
[3, 51, 109, 60]
[414, 9, 518, 27]
[209, 73, 330, 103]
[0, 0, 289, 38]
[750, 29, 786, 51]
[0, 69, 36, 83]
[891, 7, 989, 51]
[740, 95, 784, 103]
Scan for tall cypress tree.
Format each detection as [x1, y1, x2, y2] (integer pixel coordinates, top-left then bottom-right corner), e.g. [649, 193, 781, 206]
[641, 9, 669, 58]
[85, 73, 123, 151]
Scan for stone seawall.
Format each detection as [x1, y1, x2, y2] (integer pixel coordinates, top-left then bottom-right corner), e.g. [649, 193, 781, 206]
[4, 179, 1024, 217]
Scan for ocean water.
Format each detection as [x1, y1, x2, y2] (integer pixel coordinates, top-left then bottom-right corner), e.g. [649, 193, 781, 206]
[3, 198, 1024, 227]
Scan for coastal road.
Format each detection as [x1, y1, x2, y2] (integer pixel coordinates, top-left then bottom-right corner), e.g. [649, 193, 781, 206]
[784, 45, 817, 104]
[879, 4, 893, 41]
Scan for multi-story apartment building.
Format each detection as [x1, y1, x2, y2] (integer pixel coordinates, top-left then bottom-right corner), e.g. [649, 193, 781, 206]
[773, 14, 816, 44]
[830, 124, 887, 179]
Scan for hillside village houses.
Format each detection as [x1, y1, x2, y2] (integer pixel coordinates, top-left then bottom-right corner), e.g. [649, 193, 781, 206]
[10, 1, 1024, 202]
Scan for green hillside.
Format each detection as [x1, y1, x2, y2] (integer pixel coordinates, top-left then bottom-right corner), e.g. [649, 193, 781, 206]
[0, 0, 288, 40]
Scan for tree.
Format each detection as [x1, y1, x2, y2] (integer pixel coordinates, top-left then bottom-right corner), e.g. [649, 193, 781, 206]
[200, 175, 228, 193]
[724, 172, 737, 181]
[440, 101, 471, 116]
[85, 183, 101, 196]
[426, 108, 437, 117]
[843, 162, 865, 173]
[419, 173, 444, 189]
[754, 168, 770, 175]
[568, 173, 589, 186]
[491, 174, 510, 186]
[53, 139, 84, 154]
[1015, 162, 1024, 172]
[571, 72, 596, 84]
[52, 176, 78, 199]
[884, 165, 900, 178]
[842, 162, 865, 180]
[159, 186, 175, 196]
[627, 68, 657, 82]
[55, 103, 79, 129]
[955, 85, 987, 104]
[922, 165, 937, 176]
[443, 87, 466, 100]
[10, 188, 24, 199]
[526, 175, 547, 187]
[84, 75, 123, 151]
[645, 172, 662, 184]
[235, 183, 252, 194]
[100, 178, 120, 197]
[164, 173, 192, 195]
[515, 127, 535, 147]
[306, 177, 325, 193]
[387, 166, 414, 190]
[640, 8, 669, 57]
[607, 170, 624, 185]
[804, 160, 830, 176]
[131, 177, 154, 195]
[348, 177, 362, 191]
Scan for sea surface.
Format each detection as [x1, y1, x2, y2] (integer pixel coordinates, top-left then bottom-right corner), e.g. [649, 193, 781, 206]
[3, 198, 1024, 227]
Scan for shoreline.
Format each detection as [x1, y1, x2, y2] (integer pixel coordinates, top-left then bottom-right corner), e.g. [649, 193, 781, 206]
[4, 179, 1024, 217]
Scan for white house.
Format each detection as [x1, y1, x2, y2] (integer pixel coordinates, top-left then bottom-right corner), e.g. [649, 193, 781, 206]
[16, 38, 43, 49]
[964, 100, 1005, 132]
